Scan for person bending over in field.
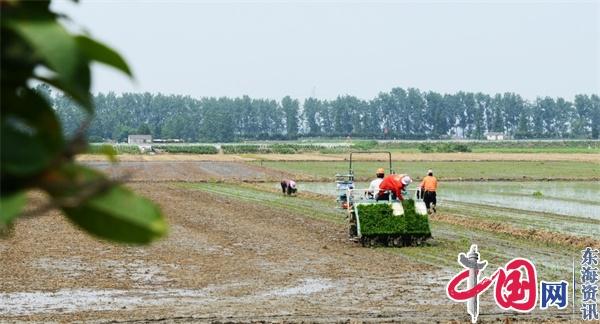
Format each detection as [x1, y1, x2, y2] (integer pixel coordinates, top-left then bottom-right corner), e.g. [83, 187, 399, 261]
[280, 179, 297, 196]
[377, 174, 412, 201]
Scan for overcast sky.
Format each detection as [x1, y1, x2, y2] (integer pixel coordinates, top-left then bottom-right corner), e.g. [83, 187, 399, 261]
[54, 0, 599, 101]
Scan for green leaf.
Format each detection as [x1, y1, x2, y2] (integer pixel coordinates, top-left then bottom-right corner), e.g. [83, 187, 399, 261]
[1, 125, 53, 176]
[9, 89, 63, 143]
[47, 164, 167, 244]
[7, 18, 93, 111]
[8, 18, 78, 82]
[0, 192, 27, 227]
[76, 35, 133, 77]
[35, 74, 93, 112]
[1, 89, 64, 177]
[62, 185, 167, 244]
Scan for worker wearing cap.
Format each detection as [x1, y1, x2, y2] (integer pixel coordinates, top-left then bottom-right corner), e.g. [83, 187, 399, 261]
[366, 168, 385, 199]
[377, 174, 412, 201]
[419, 169, 438, 213]
[280, 179, 297, 196]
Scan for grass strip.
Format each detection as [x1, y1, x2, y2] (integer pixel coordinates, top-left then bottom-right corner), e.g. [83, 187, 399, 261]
[182, 182, 344, 224]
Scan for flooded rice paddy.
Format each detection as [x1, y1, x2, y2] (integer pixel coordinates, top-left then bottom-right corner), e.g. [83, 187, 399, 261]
[298, 181, 600, 219]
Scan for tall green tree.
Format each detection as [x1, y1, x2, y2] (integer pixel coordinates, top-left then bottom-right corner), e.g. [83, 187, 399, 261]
[554, 97, 573, 138]
[538, 97, 558, 137]
[591, 95, 600, 139]
[573, 95, 592, 138]
[407, 88, 426, 138]
[389, 88, 408, 136]
[458, 92, 476, 138]
[515, 109, 530, 139]
[491, 94, 505, 133]
[425, 92, 445, 137]
[303, 98, 321, 136]
[137, 123, 151, 135]
[282, 96, 299, 139]
[332, 96, 354, 136]
[52, 88, 596, 141]
[473, 93, 491, 138]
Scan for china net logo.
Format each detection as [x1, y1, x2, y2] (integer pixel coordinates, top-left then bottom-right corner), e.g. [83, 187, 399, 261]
[446, 245, 598, 322]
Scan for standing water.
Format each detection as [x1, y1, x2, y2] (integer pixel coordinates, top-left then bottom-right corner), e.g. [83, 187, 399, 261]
[298, 181, 600, 220]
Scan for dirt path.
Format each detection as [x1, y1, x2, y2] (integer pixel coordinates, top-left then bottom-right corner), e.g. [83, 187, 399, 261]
[84, 161, 293, 182]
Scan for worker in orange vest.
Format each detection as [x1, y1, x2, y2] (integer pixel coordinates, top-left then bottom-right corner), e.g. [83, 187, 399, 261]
[419, 169, 438, 214]
[377, 174, 412, 201]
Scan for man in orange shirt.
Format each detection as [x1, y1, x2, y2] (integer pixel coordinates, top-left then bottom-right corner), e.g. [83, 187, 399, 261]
[419, 169, 438, 214]
[377, 174, 412, 201]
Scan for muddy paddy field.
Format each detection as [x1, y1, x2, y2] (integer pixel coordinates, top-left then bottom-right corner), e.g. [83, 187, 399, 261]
[1, 153, 599, 323]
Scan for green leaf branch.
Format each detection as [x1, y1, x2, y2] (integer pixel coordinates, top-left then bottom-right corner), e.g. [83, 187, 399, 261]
[1, 0, 167, 243]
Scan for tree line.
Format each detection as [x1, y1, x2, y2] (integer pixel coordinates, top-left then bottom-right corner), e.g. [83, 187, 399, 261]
[42, 85, 600, 142]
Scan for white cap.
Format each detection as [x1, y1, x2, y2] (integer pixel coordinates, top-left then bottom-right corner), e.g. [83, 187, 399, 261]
[427, 169, 433, 174]
[401, 176, 412, 185]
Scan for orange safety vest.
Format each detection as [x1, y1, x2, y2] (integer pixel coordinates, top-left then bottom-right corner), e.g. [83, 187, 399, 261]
[420, 176, 438, 192]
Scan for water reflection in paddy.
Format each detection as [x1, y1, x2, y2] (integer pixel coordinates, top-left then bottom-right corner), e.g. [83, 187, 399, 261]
[298, 181, 599, 220]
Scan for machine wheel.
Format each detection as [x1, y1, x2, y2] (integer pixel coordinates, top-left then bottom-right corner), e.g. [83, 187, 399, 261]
[386, 236, 395, 246]
[349, 224, 357, 237]
[370, 238, 379, 246]
[348, 211, 358, 237]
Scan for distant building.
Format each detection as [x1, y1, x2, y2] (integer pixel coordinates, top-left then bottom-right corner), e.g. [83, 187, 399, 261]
[485, 132, 505, 140]
[128, 134, 152, 144]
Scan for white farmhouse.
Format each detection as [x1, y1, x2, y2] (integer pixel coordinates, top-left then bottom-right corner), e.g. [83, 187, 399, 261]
[128, 134, 152, 144]
[485, 132, 505, 141]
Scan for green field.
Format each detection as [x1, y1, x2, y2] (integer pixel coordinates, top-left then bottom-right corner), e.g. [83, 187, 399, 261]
[254, 160, 600, 180]
[377, 140, 600, 153]
[246, 139, 600, 154]
[339, 147, 599, 153]
[468, 147, 599, 153]
[183, 181, 584, 281]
